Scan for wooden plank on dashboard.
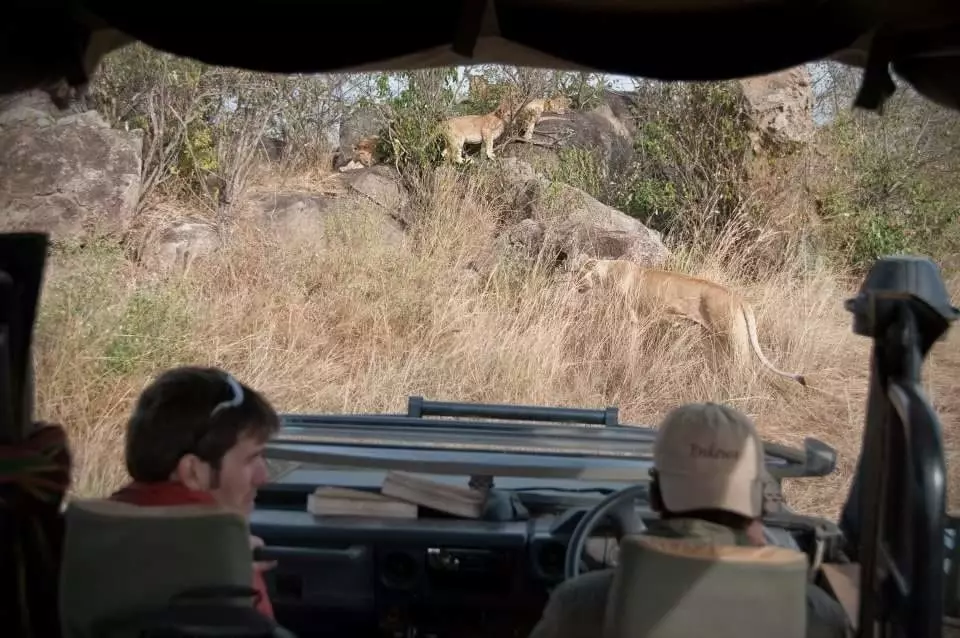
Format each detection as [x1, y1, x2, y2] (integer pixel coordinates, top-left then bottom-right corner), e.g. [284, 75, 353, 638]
[381, 471, 485, 519]
[307, 486, 418, 519]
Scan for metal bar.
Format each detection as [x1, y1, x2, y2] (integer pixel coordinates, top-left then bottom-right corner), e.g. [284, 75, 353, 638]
[275, 418, 802, 468]
[264, 443, 656, 482]
[282, 414, 634, 434]
[280, 416, 654, 443]
[274, 427, 648, 458]
[277, 427, 648, 451]
[408, 395, 619, 426]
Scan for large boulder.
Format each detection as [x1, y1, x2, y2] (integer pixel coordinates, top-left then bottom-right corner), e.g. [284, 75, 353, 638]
[336, 164, 411, 226]
[501, 91, 636, 181]
[0, 92, 142, 242]
[0, 90, 59, 128]
[738, 67, 815, 154]
[497, 158, 670, 268]
[142, 220, 220, 272]
[247, 185, 405, 247]
[250, 191, 338, 236]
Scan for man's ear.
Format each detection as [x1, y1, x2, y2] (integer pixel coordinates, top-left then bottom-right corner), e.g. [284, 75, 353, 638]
[172, 453, 213, 491]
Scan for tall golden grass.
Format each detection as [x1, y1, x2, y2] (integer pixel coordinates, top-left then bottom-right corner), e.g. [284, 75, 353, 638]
[33, 167, 959, 521]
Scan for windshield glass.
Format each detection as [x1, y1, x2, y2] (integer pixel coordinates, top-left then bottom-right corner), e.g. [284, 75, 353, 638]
[9, 50, 954, 523]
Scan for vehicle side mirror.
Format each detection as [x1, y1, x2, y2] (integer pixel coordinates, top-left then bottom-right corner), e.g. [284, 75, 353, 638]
[803, 437, 837, 478]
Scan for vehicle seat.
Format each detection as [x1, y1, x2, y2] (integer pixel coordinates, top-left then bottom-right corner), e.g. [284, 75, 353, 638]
[603, 535, 808, 638]
[58, 498, 287, 638]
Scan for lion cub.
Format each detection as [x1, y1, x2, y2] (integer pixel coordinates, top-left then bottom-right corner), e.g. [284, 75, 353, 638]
[515, 95, 572, 141]
[439, 93, 572, 163]
[573, 258, 807, 385]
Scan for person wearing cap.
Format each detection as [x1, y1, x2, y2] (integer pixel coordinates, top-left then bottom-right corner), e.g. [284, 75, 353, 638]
[527, 402, 849, 638]
[109, 365, 281, 620]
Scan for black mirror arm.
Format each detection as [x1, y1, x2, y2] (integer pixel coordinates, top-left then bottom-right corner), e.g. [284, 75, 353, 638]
[840, 256, 958, 638]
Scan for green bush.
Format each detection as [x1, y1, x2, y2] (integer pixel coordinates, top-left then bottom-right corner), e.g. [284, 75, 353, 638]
[375, 70, 460, 180]
[815, 106, 960, 273]
[550, 81, 749, 246]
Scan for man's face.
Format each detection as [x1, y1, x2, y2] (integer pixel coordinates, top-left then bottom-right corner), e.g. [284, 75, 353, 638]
[207, 433, 270, 515]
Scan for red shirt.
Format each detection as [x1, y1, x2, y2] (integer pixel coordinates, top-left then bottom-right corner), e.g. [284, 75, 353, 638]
[109, 481, 275, 620]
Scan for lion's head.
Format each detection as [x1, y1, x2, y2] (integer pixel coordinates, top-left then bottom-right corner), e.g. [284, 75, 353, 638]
[353, 135, 380, 167]
[546, 95, 573, 115]
[573, 258, 601, 293]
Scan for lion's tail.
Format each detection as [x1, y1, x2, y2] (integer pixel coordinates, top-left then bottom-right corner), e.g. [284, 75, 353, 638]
[740, 305, 807, 386]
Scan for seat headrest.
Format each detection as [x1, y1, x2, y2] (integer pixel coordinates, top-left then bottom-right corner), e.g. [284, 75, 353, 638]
[631, 535, 808, 565]
[68, 497, 241, 520]
[60, 498, 256, 638]
[604, 534, 808, 638]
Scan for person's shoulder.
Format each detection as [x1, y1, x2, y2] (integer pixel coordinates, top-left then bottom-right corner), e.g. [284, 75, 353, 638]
[549, 569, 616, 607]
[536, 569, 616, 638]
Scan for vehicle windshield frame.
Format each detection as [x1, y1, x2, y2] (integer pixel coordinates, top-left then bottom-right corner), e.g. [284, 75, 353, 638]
[266, 396, 824, 484]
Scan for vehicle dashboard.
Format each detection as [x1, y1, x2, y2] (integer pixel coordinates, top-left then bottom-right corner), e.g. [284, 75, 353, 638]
[252, 481, 837, 638]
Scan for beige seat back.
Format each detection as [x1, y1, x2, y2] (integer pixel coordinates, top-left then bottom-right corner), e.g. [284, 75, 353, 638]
[603, 535, 808, 638]
[59, 498, 255, 638]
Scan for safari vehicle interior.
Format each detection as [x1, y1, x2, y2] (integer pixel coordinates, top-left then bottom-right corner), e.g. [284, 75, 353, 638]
[250, 397, 843, 638]
[3, 1, 960, 638]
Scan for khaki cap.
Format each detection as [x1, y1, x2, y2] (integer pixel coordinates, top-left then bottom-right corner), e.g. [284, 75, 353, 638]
[653, 402, 765, 518]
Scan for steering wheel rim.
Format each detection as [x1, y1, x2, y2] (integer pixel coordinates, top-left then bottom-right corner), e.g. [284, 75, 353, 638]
[563, 483, 649, 580]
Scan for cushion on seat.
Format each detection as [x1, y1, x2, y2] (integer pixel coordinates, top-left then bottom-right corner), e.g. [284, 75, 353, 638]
[59, 498, 255, 638]
[603, 535, 808, 638]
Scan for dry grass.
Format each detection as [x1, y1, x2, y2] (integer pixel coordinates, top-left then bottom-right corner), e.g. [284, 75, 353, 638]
[33, 168, 960, 522]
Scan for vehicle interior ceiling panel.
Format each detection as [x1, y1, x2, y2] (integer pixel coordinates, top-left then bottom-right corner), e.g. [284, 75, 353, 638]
[2, 1, 960, 114]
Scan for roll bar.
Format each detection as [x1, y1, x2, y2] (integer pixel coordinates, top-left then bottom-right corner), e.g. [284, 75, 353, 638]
[839, 256, 959, 638]
[406, 395, 620, 426]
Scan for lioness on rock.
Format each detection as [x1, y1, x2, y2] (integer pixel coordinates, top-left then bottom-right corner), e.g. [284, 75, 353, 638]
[440, 106, 510, 164]
[574, 258, 807, 386]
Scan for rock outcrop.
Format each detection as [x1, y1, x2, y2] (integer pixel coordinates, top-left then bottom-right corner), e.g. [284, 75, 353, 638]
[251, 191, 338, 235]
[0, 91, 142, 242]
[248, 180, 405, 247]
[0, 73, 813, 273]
[501, 91, 636, 181]
[146, 221, 220, 272]
[738, 67, 815, 154]
[337, 165, 411, 227]
[497, 158, 670, 269]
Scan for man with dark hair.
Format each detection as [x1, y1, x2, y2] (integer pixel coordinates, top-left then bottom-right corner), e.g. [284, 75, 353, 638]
[109, 365, 281, 619]
[528, 402, 849, 638]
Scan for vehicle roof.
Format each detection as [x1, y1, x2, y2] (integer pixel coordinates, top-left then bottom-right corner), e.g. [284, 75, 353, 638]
[3, 1, 960, 114]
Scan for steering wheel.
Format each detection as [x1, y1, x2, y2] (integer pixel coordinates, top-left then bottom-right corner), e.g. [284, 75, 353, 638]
[563, 483, 650, 580]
